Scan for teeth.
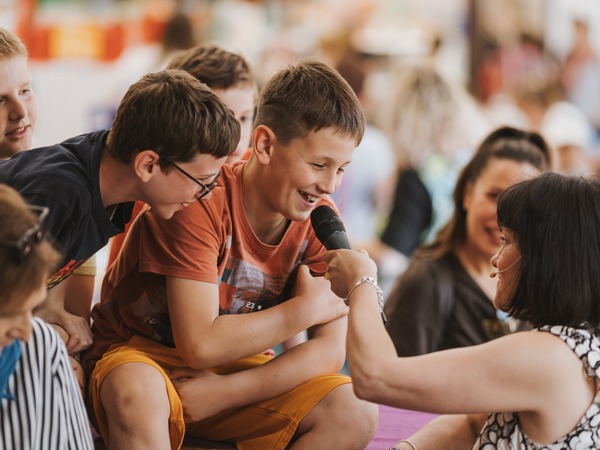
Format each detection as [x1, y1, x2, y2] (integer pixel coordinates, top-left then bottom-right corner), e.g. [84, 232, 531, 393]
[181, 202, 190, 207]
[303, 192, 317, 202]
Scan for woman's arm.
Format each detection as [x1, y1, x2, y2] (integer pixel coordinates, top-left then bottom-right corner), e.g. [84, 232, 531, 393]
[322, 249, 567, 415]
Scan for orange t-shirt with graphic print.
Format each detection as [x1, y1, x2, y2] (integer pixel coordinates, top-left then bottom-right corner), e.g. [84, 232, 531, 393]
[84, 161, 334, 373]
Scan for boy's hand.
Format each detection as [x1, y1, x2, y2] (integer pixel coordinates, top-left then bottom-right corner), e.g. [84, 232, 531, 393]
[37, 301, 93, 354]
[294, 265, 348, 325]
[169, 368, 234, 423]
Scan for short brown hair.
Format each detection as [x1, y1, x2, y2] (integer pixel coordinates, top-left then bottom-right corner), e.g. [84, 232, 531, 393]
[106, 69, 240, 165]
[0, 27, 27, 59]
[167, 43, 254, 90]
[0, 184, 59, 308]
[255, 60, 365, 146]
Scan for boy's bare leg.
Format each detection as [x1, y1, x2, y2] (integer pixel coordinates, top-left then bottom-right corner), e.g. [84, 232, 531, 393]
[100, 363, 171, 450]
[290, 383, 378, 449]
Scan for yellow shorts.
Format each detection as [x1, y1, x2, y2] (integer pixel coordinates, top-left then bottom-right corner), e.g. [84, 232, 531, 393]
[89, 335, 351, 450]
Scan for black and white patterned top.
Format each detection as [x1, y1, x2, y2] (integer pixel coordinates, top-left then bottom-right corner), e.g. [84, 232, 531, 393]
[0, 318, 93, 449]
[474, 325, 600, 449]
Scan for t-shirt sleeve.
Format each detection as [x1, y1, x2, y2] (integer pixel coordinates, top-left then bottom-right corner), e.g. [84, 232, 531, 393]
[138, 200, 225, 284]
[384, 258, 444, 356]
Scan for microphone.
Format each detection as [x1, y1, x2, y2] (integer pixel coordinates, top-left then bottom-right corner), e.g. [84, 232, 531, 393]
[310, 205, 351, 250]
[489, 257, 522, 278]
[310, 205, 388, 325]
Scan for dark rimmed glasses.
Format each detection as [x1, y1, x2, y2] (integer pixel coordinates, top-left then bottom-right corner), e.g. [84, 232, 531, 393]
[160, 155, 220, 200]
[0, 205, 49, 263]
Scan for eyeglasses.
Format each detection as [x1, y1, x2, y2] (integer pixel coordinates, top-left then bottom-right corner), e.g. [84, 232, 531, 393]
[159, 155, 220, 200]
[0, 205, 49, 263]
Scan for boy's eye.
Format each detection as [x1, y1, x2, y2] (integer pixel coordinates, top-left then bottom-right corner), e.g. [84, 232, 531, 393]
[312, 162, 325, 169]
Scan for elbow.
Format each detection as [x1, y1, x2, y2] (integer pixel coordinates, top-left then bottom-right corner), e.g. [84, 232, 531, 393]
[178, 343, 219, 370]
[349, 363, 386, 403]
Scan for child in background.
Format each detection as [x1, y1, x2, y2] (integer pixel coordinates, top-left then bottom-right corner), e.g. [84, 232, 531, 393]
[323, 172, 600, 449]
[83, 60, 378, 450]
[0, 184, 93, 449]
[0, 27, 36, 159]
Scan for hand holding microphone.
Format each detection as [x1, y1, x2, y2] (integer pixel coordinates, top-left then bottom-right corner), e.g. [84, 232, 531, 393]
[489, 257, 522, 278]
[311, 205, 387, 324]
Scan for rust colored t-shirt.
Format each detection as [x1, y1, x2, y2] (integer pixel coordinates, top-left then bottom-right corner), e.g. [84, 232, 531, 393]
[84, 161, 333, 373]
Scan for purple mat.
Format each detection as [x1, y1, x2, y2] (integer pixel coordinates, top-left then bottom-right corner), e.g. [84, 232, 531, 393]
[366, 404, 439, 449]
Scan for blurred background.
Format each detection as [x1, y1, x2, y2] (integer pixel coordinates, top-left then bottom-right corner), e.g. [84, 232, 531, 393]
[3, 0, 600, 294]
[1, 0, 598, 148]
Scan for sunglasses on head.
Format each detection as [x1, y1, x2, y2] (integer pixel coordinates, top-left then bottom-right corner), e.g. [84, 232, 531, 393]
[0, 205, 49, 263]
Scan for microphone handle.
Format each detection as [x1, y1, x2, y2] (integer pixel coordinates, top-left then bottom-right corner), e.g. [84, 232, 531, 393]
[323, 231, 352, 250]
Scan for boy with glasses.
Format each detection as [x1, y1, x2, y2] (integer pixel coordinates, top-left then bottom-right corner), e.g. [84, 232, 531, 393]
[83, 60, 378, 450]
[0, 68, 240, 357]
[107, 43, 256, 266]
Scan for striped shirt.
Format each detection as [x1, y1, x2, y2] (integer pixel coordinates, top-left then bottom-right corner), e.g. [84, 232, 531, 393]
[0, 318, 93, 449]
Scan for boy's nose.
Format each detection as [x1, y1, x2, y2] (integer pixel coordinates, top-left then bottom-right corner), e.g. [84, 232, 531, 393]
[9, 99, 27, 121]
[319, 172, 338, 195]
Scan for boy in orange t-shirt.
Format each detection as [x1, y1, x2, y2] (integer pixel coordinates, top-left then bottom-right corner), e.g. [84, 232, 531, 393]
[84, 60, 378, 450]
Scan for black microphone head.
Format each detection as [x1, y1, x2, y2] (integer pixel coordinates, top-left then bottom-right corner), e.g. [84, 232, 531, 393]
[310, 205, 349, 249]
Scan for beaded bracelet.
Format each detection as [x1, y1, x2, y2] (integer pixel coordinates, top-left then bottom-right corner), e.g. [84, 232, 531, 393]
[345, 276, 387, 324]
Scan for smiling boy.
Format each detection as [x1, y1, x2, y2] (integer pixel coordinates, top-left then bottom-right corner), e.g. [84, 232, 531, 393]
[0, 28, 36, 159]
[83, 60, 378, 450]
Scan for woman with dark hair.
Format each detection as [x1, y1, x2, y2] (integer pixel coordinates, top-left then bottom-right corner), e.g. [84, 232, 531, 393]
[384, 126, 551, 356]
[322, 172, 600, 449]
[0, 184, 93, 449]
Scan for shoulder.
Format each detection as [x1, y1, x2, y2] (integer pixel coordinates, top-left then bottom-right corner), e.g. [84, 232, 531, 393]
[19, 318, 63, 366]
[538, 326, 600, 377]
[29, 318, 61, 347]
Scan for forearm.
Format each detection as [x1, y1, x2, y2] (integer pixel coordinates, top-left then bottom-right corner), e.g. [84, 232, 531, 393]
[38, 280, 68, 313]
[177, 295, 344, 369]
[394, 414, 484, 450]
[346, 283, 398, 402]
[213, 319, 347, 408]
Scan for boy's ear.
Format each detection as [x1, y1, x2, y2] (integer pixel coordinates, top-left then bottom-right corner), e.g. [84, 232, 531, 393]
[133, 150, 161, 182]
[252, 125, 275, 164]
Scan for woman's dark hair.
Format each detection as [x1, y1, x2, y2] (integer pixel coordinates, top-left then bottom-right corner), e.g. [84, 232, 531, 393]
[497, 172, 600, 331]
[419, 126, 551, 258]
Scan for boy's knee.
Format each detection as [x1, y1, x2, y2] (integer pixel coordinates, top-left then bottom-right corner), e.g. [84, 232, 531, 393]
[330, 384, 378, 441]
[347, 397, 379, 437]
[101, 363, 170, 421]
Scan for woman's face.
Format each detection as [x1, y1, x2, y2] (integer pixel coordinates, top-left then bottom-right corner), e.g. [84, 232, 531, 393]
[462, 158, 538, 261]
[490, 228, 521, 310]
